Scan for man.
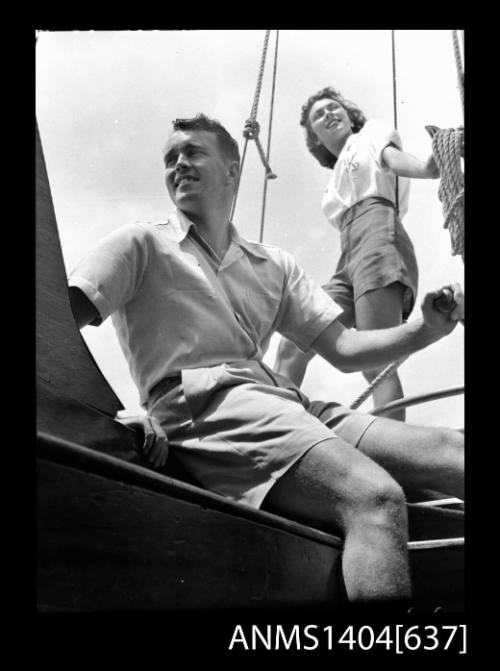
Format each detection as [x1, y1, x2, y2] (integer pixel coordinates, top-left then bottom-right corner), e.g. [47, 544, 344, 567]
[68, 114, 464, 608]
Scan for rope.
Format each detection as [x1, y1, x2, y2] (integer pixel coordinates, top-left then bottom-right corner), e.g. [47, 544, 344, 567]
[250, 30, 271, 122]
[259, 30, 279, 243]
[243, 30, 277, 180]
[230, 30, 277, 223]
[349, 357, 407, 410]
[349, 32, 403, 411]
[371, 385, 464, 417]
[428, 126, 465, 260]
[413, 498, 462, 508]
[451, 30, 464, 116]
[244, 119, 277, 179]
[391, 30, 399, 214]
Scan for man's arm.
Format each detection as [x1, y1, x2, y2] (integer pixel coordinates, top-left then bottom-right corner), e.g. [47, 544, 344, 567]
[382, 144, 439, 179]
[68, 285, 170, 466]
[311, 284, 464, 373]
[68, 285, 100, 329]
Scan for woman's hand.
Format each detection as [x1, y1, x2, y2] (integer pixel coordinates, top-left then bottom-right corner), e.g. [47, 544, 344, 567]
[424, 153, 440, 178]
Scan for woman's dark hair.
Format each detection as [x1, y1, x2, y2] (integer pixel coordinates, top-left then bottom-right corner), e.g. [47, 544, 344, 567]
[171, 114, 240, 165]
[300, 86, 367, 168]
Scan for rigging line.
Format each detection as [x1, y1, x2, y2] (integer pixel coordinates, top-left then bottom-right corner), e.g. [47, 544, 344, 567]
[259, 30, 279, 243]
[349, 357, 407, 410]
[349, 31, 403, 410]
[391, 30, 399, 214]
[451, 29, 464, 119]
[250, 30, 272, 123]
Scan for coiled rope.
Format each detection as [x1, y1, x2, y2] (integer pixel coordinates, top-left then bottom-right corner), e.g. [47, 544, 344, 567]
[428, 125, 464, 260]
[427, 30, 465, 260]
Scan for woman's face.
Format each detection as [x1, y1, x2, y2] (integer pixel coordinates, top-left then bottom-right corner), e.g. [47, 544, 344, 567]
[308, 97, 353, 152]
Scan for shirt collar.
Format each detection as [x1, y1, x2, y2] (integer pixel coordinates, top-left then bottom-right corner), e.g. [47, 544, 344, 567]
[167, 208, 268, 260]
[165, 208, 193, 242]
[229, 224, 268, 260]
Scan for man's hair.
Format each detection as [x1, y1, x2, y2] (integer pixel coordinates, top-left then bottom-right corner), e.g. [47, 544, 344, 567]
[300, 86, 367, 169]
[171, 114, 241, 165]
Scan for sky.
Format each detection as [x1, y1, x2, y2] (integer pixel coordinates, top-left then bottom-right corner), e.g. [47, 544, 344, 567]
[36, 29, 464, 428]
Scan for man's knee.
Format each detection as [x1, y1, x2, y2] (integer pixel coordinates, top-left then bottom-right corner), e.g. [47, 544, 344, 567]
[342, 469, 407, 527]
[362, 477, 406, 513]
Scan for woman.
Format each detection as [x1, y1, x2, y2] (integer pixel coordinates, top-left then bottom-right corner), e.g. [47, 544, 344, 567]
[275, 86, 439, 420]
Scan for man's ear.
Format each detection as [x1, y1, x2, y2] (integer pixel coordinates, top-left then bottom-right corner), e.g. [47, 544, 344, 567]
[227, 161, 240, 185]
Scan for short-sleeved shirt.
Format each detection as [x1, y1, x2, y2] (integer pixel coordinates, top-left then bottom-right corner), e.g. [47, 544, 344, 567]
[69, 209, 342, 405]
[321, 119, 410, 229]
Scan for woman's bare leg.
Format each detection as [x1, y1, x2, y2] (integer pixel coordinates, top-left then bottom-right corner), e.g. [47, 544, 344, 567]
[354, 283, 407, 421]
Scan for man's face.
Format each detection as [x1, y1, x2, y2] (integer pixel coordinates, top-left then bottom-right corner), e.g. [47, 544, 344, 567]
[163, 129, 236, 216]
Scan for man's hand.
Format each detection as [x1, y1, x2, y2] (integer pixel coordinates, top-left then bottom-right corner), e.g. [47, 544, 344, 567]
[117, 414, 169, 468]
[421, 283, 465, 337]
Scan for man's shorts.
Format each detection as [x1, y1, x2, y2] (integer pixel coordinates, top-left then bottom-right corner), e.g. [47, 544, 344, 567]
[322, 197, 419, 324]
[148, 360, 377, 509]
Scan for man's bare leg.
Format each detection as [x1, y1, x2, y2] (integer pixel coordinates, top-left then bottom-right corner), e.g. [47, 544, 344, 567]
[261, 438, 411, 603]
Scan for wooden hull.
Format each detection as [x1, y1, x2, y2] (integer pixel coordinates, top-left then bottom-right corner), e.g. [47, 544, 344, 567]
[37, 435, 345, 612]
[37, 431, 464, 613]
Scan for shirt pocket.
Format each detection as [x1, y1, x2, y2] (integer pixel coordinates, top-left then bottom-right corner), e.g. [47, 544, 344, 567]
[165, 251, 214, 292]
[240, 289, 281, 340]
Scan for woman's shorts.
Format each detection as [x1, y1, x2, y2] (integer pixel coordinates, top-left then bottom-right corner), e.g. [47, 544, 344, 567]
[322, 197, 419, 323]
[148, 360, 377, 509]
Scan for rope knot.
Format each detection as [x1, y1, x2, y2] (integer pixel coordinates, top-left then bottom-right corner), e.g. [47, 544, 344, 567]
[242, 117, 277, 180]
[243, 118, 260, 140]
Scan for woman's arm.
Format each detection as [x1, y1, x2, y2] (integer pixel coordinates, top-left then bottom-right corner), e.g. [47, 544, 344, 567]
[382, 144, 439, 179]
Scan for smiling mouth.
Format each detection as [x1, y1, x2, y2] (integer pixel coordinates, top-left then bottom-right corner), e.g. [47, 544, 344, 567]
[175, 176, 198, 188]
[325, 118, 342, 129]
